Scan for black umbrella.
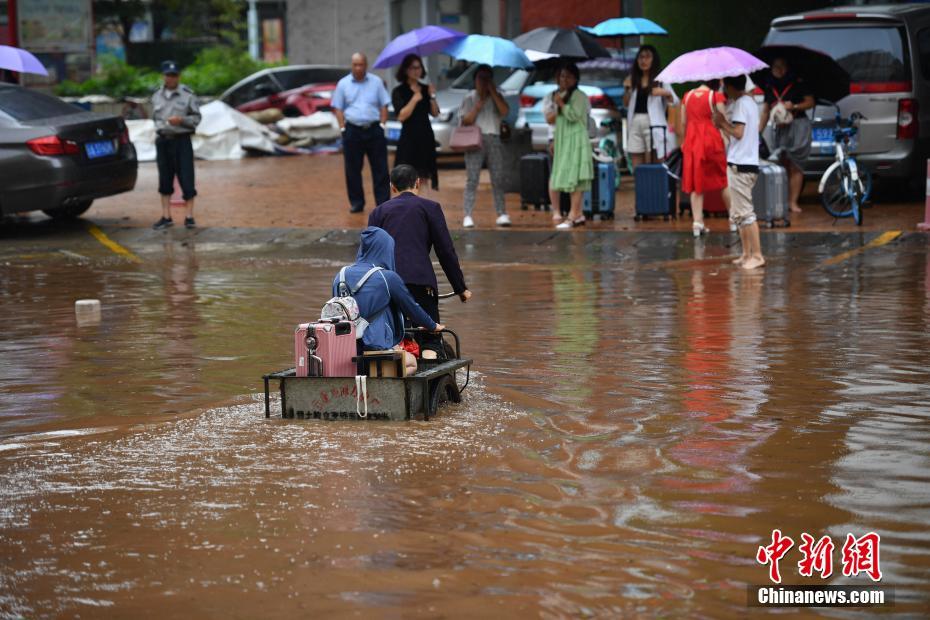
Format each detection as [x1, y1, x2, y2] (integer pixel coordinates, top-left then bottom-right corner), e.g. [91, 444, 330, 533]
[513, 27, 610, 60]
[752, 45, 850, 104]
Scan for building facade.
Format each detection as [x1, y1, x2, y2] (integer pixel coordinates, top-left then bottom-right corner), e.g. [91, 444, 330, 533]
[286, 0, 508, 82]
[1, 0, 94, 86]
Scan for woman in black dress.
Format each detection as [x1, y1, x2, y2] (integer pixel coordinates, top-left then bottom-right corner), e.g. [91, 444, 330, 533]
[392, 54, 440, 190]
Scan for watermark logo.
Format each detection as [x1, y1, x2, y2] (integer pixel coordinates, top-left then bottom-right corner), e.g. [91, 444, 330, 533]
[756, 530, 881, 584]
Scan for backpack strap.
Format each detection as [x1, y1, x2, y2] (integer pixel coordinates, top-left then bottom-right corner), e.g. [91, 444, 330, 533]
[337, 266, 351, 296]
[350, 266, 384, 294]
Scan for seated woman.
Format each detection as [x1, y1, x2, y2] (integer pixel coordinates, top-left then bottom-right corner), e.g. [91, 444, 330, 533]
[333, 226, 444, 375]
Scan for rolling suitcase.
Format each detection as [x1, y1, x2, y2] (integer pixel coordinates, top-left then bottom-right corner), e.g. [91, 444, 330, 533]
[295, 319, 356, 377]
[520, 153, 551, 211]
[635, 126, 676, 221]
[752, 162, 790, 227]
[634, 164, 675, 220]
[583, 161, 617, 220]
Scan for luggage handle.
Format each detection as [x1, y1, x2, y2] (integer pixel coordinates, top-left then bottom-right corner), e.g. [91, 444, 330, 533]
[649, 124, 668, 159]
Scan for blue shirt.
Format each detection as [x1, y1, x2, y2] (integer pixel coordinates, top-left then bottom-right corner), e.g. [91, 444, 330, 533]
[331, 73, 390, 125]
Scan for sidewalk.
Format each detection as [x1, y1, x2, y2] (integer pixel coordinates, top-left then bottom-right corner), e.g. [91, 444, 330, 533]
[89, 155, 925, 232]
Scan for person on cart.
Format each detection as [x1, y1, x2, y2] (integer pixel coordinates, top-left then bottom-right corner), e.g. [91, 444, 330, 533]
[334, 227, 443, 374]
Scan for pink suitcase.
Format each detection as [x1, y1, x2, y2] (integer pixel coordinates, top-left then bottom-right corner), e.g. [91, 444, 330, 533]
[294, 319, 356, 377]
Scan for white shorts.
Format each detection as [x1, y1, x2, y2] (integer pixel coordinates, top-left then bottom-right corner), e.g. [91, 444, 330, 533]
[627, 114, 673, 159]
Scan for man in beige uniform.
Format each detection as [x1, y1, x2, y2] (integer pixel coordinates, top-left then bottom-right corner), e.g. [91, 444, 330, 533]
[152, 60, 201, 229]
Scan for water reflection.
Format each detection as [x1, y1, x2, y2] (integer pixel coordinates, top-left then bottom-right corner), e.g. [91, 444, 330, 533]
[1, 232, 929, 616]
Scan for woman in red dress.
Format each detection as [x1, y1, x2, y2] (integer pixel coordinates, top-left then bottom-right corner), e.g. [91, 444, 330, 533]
[680, 80, 728, 237]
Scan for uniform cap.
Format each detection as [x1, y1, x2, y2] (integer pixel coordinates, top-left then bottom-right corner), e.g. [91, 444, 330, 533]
[160, 60, 180, 75]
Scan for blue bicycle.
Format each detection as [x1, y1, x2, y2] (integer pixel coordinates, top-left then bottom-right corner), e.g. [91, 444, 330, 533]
[816, 101, 872, 226]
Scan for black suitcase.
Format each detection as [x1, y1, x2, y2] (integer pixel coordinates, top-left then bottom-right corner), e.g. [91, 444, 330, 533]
[520, 153, 551, 211]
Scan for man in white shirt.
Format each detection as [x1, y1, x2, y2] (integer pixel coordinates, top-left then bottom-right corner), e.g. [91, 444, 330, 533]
[332, 53, 391, 213]
[715, 75, 765, 270]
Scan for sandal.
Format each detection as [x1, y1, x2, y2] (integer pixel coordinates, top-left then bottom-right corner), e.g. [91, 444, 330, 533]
[552, 213, 564, 223]
[556, 216, 586, 230]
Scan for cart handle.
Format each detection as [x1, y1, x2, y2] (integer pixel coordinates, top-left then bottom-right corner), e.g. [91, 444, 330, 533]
[404, 327, 461, 360]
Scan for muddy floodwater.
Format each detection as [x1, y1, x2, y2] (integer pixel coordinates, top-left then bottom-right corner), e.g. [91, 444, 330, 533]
[1, 229, 929, 617]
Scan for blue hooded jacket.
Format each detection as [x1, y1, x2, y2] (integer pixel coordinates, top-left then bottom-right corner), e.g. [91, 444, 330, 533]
[332, 227, 437, 350]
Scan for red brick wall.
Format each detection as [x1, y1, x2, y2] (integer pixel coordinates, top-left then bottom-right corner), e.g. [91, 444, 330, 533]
[521, 0, 622, 33]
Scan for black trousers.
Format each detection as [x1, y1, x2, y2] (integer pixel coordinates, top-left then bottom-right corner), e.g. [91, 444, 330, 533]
[156, 134, 196, 200]
[342, 123, 390, 210]
[405, 284, 442, 351]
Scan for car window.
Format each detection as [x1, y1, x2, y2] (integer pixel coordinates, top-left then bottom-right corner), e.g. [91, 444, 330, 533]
[275, 68, 347, 90]
[0, 87, 83, 121]
[225, 75, 278, 107]
[579, 68, 624, 88]
[450, 63, 516, 89]
[764, 25, 910, 82]
[500, 69, 530, 92]
[918, 28, 930, 81]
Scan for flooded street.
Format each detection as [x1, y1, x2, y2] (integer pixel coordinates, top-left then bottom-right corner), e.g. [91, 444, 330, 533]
[1, 226, 929, 617]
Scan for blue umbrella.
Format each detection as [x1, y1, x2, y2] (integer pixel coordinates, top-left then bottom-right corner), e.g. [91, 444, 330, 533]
[580, 17, 667, 37]
[373, 26, 465, 69]
[443, 34, 533, 69]
[0, 45, 48, 76]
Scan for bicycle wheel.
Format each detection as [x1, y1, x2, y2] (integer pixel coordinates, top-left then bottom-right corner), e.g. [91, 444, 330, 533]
[820, 163, 857, 219]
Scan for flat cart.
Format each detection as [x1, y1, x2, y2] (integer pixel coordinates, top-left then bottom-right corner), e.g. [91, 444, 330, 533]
[262, 329, 471, 421]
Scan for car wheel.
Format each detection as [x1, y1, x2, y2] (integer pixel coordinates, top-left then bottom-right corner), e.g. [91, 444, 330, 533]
[43, 200, 93, 220]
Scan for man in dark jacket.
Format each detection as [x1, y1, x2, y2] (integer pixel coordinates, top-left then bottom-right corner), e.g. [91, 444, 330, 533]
[368, 165, 471, 335]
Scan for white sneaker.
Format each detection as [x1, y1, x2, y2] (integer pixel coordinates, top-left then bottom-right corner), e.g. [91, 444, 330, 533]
[495, 213, 511, 227]
[462, 215, 475, 228]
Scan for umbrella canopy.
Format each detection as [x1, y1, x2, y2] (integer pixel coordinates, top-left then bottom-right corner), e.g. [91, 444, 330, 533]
[513, 28, 610, 60]
[372, 26, 465, 69]
[442, 34, 533, 69]
[0, 45, 48, 76]
[752, 45, 850, 103]
[580, 17, 667, 37]
[655, 46, 767, 84]
[578, 57, 633, 73]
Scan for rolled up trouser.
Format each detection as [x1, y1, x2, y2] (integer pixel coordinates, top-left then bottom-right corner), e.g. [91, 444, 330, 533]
[727, 165, 757, 228]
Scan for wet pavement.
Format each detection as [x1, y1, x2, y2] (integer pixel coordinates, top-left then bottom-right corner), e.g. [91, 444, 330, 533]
[1, 221, 930, 617]
[82, 156, 929, 233]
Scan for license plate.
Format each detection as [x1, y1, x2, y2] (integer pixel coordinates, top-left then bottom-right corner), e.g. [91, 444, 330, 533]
[811, 127, 834, 155]
[85, 139, 116, 159]
[386, 127, 401, 142]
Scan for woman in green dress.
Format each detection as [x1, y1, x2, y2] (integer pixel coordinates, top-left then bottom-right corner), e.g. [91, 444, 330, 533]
[547, 63, 594, 229]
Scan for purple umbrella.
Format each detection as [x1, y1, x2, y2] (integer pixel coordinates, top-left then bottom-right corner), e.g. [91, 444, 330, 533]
[655, 46, 767, 84]
[0, 45, 48, 76]
[373, 26, 465, 69]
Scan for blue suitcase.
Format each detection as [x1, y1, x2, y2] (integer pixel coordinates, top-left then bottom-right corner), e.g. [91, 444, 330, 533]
[583, 162, 617, 220]
[634, 164, 675, 221]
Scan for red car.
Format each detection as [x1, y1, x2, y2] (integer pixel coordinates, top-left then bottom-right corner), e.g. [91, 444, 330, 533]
[220, 65, 347, 117]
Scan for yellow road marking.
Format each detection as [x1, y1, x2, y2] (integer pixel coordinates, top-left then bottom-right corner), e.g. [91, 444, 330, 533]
[821, 230, 902, 267]
[86, 224, 141, 263]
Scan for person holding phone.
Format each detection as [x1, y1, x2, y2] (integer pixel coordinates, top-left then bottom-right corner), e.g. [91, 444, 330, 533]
[458, 64, 511, 228]
[392, 54, 440, 191]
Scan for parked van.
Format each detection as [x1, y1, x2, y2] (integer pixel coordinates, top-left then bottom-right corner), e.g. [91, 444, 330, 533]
[763, 4, 930, 189]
